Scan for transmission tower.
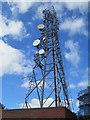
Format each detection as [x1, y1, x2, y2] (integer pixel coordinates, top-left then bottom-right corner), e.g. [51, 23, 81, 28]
[24, 6, 70, 109]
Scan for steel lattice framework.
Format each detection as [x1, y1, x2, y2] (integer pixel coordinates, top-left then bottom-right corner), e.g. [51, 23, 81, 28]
[24, 6, 70, 109]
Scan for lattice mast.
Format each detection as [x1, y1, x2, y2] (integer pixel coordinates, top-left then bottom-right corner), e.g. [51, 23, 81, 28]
[25, 6, 70, 109]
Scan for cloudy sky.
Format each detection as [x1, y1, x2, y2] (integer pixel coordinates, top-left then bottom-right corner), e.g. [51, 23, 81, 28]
[0, 0, 88, 113]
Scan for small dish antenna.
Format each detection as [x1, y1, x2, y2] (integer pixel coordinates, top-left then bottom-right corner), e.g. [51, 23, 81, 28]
[33, 39, 40, 47]
[38, 24, 44, 30]
[39, 49, 45, 55]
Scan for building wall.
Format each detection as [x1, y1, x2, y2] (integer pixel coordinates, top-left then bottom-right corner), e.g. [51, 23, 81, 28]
[2, 107, 77, 119]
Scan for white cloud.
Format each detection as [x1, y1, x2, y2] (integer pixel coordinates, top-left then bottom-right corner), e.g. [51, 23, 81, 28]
[32, 3, 64, 20]
[69, 83, 76, 89]
[60, 18, 87, 36]
[29, 98, 40, 108]
[0, 14, 28, 40]
[2, 0, 89, 16]
[31, 2, 88, 21]
[64, 2, 88, 14]
[31, 2, 88, 35]
[19, 97, 73, 109]
[21, 81, 29, 88]
[65, 40, 80, 67]
[19, 98, 55, 108]
[8, 0, 34, 14]
[78, 80, 88, 87]
[0, 40, 33, 76]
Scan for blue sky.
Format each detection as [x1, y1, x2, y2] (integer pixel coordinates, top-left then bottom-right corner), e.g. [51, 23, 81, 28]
[0, 1, 88, 113]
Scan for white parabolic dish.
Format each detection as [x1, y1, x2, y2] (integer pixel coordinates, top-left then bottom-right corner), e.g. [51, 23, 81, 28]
[38, 24, 44, 30]
[39, 49, 45, 55]
[33, 39, 40, 47]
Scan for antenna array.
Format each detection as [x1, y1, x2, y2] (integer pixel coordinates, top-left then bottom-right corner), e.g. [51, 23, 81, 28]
[24, 6, 70, 109]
